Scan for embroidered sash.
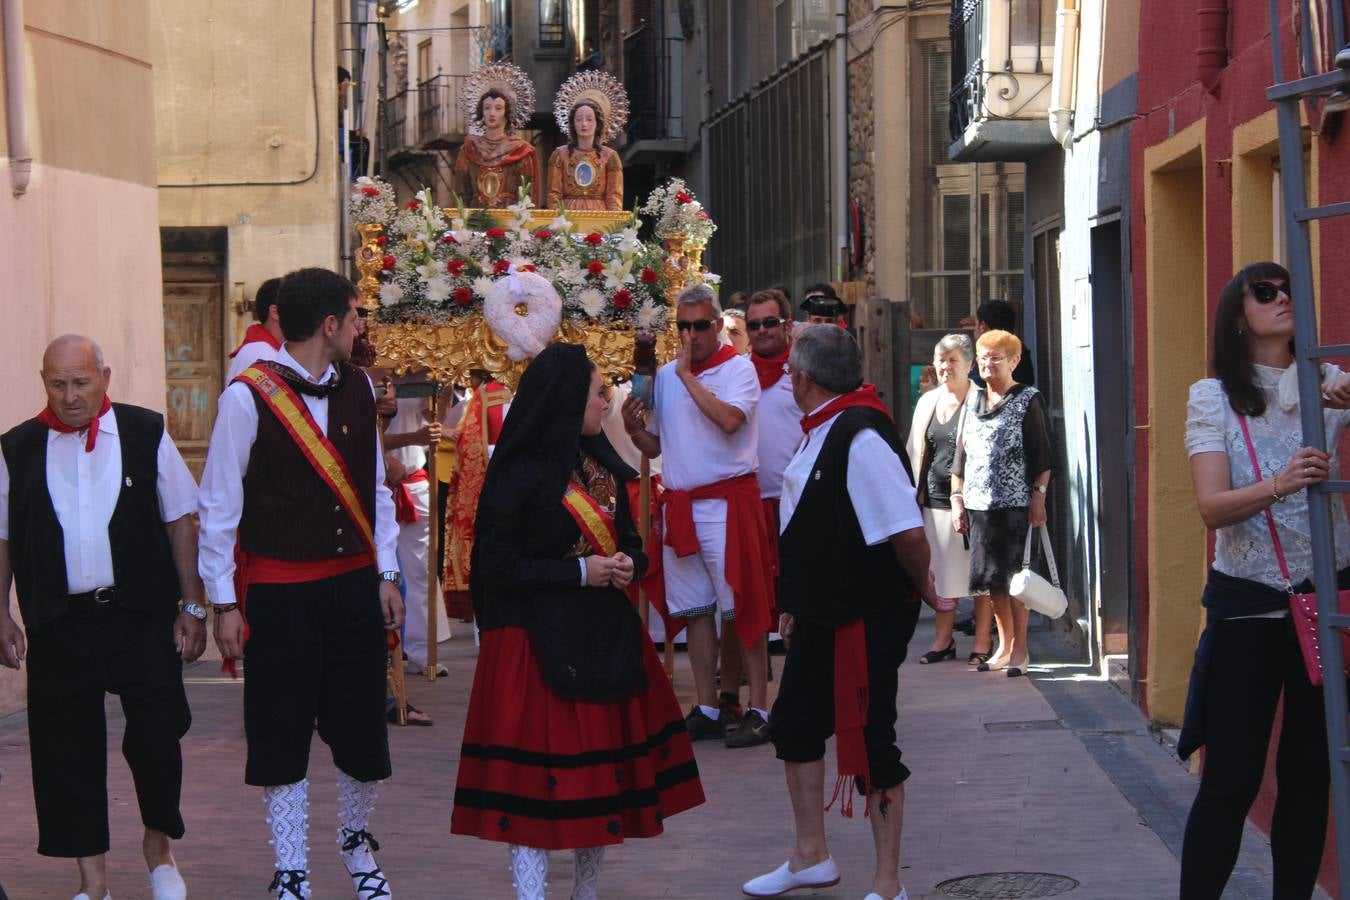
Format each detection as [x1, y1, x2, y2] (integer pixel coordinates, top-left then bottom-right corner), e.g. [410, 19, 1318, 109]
[561, 483, 620, 558]
[235, 365, 377, 558]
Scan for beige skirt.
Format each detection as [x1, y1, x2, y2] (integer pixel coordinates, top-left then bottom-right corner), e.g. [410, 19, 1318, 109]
[922, 506, 973, 600]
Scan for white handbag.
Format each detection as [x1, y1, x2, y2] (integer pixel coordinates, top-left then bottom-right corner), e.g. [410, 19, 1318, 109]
[1010, 525, 1068, 618]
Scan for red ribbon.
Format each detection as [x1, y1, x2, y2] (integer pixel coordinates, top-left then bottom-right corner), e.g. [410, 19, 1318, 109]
[799, 384, 891, 434]
[690, 342, 738, 376]
[751, 349, 789, 390]
[229, 323, 282, 358]
[37, 395, 112, 452]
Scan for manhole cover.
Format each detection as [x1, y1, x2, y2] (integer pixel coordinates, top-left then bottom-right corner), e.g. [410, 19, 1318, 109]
[936, 872, 1079, 898]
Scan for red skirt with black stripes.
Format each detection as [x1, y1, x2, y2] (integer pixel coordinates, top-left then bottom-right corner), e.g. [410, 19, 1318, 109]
[450, 626, 705, 849]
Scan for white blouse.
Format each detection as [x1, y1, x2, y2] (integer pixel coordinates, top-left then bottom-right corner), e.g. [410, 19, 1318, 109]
[1185, 364, 1350, 590]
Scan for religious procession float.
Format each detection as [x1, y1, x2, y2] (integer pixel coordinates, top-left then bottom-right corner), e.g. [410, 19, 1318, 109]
[348, 63, 718, 388]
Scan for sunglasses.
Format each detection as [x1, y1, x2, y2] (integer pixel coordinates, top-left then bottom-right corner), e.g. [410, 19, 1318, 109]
[746, 316, 783, 332]
[676, 319, 718, 332]
[1250, 281, 1290, 304]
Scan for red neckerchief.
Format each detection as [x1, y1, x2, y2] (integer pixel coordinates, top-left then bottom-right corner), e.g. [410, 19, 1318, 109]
[750, 349, 789, 389]
[230, 324, 282, 358]
[799, 384, 891, 433]
[37, 395, 112, 452]
[691, 343, 738, 376]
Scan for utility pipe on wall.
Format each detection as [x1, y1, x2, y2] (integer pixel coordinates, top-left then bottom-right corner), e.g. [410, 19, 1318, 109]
[833, 0, 848, 280]
[1195, 0, 1229, 86]
[1048, 0, 1080, 147]
[3, 0, 31, 196]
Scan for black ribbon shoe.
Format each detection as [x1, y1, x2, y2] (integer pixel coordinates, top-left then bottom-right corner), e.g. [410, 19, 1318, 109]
[340, 828, 391, 899]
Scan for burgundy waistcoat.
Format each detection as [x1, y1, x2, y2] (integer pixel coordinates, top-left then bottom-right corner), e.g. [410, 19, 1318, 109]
[239, 361, 378, 560]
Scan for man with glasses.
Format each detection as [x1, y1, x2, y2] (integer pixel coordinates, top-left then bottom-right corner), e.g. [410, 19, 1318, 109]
[622, 283, 776, 747]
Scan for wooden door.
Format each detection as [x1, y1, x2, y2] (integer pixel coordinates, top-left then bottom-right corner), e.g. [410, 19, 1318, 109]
[162, 281, 222, 477]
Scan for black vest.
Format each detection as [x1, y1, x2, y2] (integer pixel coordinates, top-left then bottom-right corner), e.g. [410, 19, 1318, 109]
[778, 406, 917, 626]
[238, 361, 377, 561]
[1, 404, 181, 631]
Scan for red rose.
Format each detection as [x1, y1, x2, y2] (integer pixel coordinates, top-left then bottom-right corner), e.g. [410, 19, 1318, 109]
[535, 229, 552, 240]
[676, 191, 692, 204]
[375, 235, 388, 246]
[519, 264, 537, 273]
[587, 260, 605, 276]
[381, 255, 396, 271]
[447, 259, 466, 276]
[584, 232, 603, 245]
[441, 233, 457, 243]
[613, 289, 634, 309]
[361, 186, 380, 197]
[404, 199, 421, 210]
[640, 267, 660, 284]
[453, 287, 473, 305]
[493, 259, 512, 275]
[696, 210, 710, 219]
[486, 227, 507, 240]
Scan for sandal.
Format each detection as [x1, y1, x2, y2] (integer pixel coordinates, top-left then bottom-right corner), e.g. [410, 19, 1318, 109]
[967, 650, 992, 666]
[387, 703, 434, 726]
[918, 642, 957, 664]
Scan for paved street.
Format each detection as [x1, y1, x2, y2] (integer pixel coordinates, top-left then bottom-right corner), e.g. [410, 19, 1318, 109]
[0, 613, 1303, 899]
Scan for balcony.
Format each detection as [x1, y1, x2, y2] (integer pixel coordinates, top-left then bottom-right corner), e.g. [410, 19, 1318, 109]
[382, 91, 411, 158]
[622, 26, 686, 164]
[416, 74, 468, 150]
[948, 0, 1058, 162]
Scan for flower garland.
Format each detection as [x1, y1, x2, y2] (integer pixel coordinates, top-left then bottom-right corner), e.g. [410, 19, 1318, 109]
[639, 177, 717, 243]
[350, 178, 687, 333]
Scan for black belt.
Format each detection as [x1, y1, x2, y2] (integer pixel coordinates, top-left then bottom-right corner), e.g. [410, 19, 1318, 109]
[67, 587, 118, 610]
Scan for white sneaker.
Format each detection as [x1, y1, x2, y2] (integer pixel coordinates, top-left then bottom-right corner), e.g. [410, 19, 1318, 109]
[72, 893, 111, 900]
[742, 858, 841, 896]
[149, 863, 187, 900]
[863, 890, 908, 900]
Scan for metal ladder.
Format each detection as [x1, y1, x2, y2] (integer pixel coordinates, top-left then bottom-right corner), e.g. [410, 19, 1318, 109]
[1268, 0, 1350, 891]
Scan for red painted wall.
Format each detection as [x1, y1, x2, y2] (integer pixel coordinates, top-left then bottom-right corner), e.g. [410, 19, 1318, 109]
[1133, 0, 1350, 892]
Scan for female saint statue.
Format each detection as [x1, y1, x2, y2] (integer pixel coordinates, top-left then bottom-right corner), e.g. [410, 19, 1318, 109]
[547, 71, 629, 211]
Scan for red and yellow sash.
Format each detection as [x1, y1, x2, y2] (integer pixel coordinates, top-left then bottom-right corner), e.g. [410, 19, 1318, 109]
[235, 365, 377, 559]
[561, 482, 619, 558]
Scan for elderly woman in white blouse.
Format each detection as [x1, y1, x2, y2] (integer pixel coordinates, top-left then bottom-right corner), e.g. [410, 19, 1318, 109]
[1178, 261, 1350, 899]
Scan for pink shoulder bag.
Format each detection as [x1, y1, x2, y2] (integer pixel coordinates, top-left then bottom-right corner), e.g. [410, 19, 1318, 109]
[1237, 415, 1350, 687]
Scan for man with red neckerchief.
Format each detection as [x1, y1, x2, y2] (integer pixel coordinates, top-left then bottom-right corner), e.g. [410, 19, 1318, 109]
[226, 277, 284, 382]
[621, 283, 775, 750]
[743, 325, 948, 900]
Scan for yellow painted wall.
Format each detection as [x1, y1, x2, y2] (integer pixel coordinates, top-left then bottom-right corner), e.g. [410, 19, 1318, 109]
[0, 0, 164, 714]
[1143, 120, 1209, 724]
[152, 0, 342, 348]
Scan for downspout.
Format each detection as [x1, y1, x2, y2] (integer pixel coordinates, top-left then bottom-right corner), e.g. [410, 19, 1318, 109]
[1195, 0, 1228, 86]
[3, 0, 31, 196]
[1048, 0, 1079, 147]
[832, 0, 848, 281]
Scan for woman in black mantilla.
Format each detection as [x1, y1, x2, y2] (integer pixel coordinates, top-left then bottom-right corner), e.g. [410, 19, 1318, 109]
[450, 343, 705, 900]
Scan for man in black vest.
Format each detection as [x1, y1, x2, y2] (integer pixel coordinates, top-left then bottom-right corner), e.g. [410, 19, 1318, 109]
[197, 267, 402, 900]
[742, 326, 947, 900]
[0, 334, 206, 900]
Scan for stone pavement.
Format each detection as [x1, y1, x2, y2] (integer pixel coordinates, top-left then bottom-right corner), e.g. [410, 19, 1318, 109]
[0, 612, 1290, 899]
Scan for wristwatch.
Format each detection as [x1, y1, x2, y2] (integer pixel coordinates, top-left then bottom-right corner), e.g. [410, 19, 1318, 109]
[380, 570, 402, 587]
[181, 602, 208, 621]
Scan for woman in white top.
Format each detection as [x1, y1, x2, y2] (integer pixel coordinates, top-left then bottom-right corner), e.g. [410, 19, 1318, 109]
[1180, 261, 1350, 899]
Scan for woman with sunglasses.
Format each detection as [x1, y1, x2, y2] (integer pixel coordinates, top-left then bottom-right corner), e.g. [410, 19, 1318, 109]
[1179, 262, 1350, 898]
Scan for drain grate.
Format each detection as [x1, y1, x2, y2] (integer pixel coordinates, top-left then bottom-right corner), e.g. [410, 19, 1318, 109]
[936, 872, 1079, 898]
[982, 719, 1064, 733]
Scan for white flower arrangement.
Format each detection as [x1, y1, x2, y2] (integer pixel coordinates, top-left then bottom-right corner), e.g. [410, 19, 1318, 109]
[639, 177, 718, 243]
[349, 176, 398, 226]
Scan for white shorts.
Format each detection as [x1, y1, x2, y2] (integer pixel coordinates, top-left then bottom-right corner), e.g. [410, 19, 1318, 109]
[662, 517, 736, 621]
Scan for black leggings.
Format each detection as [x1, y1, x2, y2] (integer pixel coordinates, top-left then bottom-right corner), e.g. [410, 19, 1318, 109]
[1179, 617, 1330, 899]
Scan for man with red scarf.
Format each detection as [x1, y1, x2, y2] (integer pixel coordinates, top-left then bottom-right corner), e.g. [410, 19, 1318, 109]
[742, 325, 946, 900]
[226, 277, 284, 382]
[621, 283, 774, 749]
[0, 335, 205, 900]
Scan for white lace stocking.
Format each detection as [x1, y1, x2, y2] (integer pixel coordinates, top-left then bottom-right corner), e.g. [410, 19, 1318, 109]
[263, 779, 310, 892]
[509, 844, 549, 900]
[336, 773, 380, 870]
[572, 846, 605, 900]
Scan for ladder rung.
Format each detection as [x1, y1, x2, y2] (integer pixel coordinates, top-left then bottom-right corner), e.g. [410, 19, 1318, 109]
[1306, 344, 1350, 359]
[1267, 68, 1350, 101]
[1296, 201, 1350, 222]
[1316, 480, 1350, 493]
[1326, 613, 1350, 629]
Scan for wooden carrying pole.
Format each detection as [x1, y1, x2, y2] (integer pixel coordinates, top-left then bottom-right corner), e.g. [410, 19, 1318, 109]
[424, 389, 441, 682]
[638, 457, 651, 630]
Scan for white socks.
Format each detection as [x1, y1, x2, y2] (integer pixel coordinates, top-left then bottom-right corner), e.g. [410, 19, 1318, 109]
[337, 772, 380, 873]
[264, 779, 310, 880]
[509, 845, 549, 900]
[572, 846, 606, 900]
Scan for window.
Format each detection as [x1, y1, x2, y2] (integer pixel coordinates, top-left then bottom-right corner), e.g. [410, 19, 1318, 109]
[417, 39, 432, 83]
[539, 0, 565, 47]
[488, 0, 512, 61]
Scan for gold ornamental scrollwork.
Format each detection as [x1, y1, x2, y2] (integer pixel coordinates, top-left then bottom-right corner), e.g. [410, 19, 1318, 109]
[355, 223, 385, 311]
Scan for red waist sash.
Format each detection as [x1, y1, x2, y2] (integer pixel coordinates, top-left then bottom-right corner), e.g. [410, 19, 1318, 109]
[246, 551, 373, 585]
[394, 468, 429, 524]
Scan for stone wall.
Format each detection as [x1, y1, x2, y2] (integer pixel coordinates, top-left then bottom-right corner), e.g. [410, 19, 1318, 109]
[847, 0, 876, 295]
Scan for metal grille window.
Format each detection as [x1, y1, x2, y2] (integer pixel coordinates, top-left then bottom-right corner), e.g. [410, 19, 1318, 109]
[488, 0, 512, 60]
[539, 0, 565, 47]
[911, 40, 1026, 330]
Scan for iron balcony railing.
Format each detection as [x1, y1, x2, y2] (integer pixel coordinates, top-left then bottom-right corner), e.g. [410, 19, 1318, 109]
[382, 91, 410, 156]
[416, 74, 468, 147]
[624, 27, 683, 142]
[948, 0, 1054, 144]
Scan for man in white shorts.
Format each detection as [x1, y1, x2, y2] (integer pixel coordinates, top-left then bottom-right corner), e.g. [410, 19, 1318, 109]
[622, 283, 776, 746]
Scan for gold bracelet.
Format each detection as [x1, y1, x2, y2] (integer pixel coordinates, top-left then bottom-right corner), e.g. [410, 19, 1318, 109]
[1272, 474, 1286, 504]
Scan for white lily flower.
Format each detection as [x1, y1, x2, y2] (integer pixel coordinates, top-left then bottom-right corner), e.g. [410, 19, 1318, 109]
[472, 276, 495, 297]
[557, 264, 584, 285]
[507, 197, 533, 219]
[414, 262, 438, 282]
[579, 288, 606, 318]
[617, 226, 643, 255]
[636, 300, 661, 331]
[451, 217, 466, 231]
[603, 258, 635, 291]
[378, 282, 405, 307]
[702, 273, 722, 285]
[425, 277, 453, 303]
[549, 213, 573, 233]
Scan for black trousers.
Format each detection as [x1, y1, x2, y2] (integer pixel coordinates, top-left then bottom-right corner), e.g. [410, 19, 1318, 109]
[768, 600, 921, 792]
[243, 567, 391, 786]
[1180, 617, 1330, 899]
[26, 605, 189, 858]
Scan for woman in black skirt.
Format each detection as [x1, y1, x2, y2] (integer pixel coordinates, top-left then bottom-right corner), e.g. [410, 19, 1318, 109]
[950, 329, 1054, 677]
[450, 343, 705, 900]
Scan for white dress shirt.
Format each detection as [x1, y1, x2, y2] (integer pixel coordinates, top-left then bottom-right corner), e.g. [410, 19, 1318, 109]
[225, 340, 281, 383]
[197, 347, 400, 606]
[779, 401, 923, 546]
[0, 406, 198, 592]
[388, 396, 428, 472]
[755, 369, 802, 499]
